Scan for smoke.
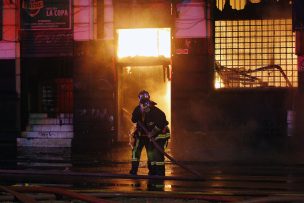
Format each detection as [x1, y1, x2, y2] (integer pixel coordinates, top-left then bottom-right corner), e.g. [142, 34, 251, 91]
[169, 98, 289, 163]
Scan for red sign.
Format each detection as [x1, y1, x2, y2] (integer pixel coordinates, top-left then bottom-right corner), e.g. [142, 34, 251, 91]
[176, 49, 189, 55]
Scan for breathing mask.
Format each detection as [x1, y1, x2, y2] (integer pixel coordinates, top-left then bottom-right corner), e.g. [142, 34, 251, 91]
[140, 98, 151, 112]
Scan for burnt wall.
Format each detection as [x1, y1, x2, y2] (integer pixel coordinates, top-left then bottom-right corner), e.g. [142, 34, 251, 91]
[293, 91, 304, 157]
[0, 60, 18, 159]
[171, 86, 294, 163]
[72, 41, 116, 152]
[211, 89, 287, 134]
[172, 37, 213, 133]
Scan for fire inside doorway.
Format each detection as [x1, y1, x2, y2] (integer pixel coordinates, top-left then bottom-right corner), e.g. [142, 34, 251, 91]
[116, 28, 172, 142]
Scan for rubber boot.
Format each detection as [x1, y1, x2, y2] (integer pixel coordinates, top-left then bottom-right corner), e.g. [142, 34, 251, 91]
[155, 165, 165, 176]
[129, 161, 139, 175]
[147, 179, 164, 191]
[148, 162, 156, 176]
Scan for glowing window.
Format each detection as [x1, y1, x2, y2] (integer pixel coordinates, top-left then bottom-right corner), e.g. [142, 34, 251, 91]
[214, 19, 297, 89]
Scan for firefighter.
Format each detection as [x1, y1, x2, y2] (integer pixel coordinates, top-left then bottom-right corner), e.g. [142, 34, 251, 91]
[129, 90, 170, 176]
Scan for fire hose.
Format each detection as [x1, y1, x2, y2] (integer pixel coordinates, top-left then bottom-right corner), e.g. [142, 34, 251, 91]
[137, 121, 202, 177]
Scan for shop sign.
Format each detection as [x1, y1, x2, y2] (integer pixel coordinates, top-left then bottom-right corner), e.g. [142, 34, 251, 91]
[21, 0, 71, 30]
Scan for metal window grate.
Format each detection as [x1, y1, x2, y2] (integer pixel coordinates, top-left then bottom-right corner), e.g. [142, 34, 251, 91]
[214, 19, 297, 88]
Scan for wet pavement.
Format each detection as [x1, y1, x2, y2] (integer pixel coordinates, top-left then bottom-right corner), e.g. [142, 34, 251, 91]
[1, 141, 304, 202]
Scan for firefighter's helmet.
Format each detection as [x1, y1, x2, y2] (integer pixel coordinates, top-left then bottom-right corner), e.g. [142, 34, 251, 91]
[138, 90, 150, 101]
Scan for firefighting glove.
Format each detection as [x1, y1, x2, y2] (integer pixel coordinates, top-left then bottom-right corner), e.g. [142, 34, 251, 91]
[148, 126, 161, 141]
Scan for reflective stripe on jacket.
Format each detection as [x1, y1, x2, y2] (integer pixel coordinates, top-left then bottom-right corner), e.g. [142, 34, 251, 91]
[154, 132, 170, 140]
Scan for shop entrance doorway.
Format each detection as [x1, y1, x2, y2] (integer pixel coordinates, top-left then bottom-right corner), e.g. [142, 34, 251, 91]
[116, 27, 171, 142]
[21, 58, 73, 130]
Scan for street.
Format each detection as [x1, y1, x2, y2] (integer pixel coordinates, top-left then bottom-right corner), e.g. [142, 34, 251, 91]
[1, 143, 304, 202]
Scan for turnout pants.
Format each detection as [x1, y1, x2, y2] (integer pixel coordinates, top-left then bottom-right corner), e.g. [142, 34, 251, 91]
[151, 138, 168, 176]
[130, 136, 154, 175]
